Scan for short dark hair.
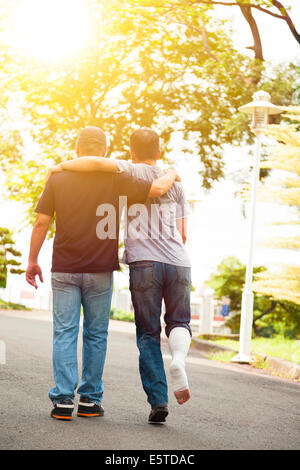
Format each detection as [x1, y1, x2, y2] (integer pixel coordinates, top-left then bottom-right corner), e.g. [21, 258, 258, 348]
[77, 126, 107, 157]
[130, 128, 160, 161]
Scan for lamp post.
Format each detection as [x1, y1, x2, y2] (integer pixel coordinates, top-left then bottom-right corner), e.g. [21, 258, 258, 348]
[231, 91, 283, 363]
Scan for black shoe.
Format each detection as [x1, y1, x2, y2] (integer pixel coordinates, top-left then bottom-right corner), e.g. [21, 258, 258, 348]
[148, 406, 169, 424]
[77, 396, 104, 417]
[51, 399, 74, 421]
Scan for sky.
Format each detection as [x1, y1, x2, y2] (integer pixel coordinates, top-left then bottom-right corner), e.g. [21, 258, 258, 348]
[214, 1, 300, 64]
[0, 1, 300, 300]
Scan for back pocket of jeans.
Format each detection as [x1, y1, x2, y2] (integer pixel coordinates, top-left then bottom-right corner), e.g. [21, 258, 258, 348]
[129, 263, 154, 291]
[176, 267, 191, 287]
[51, 272, 72, 288]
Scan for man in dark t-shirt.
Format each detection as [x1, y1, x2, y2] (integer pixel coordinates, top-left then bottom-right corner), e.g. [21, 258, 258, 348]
[25, 126, 179, 421]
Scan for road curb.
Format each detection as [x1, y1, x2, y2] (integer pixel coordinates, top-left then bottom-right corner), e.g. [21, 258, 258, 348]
[192, 337, 300, 380]
[3, 310, 300, 381]
[192, 338, 237, 354]
[263, 356, 300, 380]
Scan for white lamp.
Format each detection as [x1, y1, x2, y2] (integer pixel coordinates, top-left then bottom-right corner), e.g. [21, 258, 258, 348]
[239, 90, 283, 134]
[231, 91, 283, 363]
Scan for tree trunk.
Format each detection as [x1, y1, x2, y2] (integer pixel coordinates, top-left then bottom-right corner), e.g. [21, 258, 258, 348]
[239, 5, 264, 63]
[253, 301, 277, 335]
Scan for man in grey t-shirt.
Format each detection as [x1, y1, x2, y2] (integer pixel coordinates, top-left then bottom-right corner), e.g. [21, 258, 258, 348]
[116, 129, 192, 424]
[49, 128, 192, 424]
[116, 158, 191, 269]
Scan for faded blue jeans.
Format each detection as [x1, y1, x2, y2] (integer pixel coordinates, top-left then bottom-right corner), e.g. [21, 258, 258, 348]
[49, 272, 113, 405]
[129, 261, 192, 409]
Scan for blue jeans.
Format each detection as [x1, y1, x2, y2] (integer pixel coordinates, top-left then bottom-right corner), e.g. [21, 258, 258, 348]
[129, 261, 192, 409]
[49, 272, 113, 405]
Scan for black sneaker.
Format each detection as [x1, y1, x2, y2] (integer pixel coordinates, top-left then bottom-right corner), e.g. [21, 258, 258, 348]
[148, 406, 169, 424]
[77, 396, 104, 418]
[51, 399, 74, 421]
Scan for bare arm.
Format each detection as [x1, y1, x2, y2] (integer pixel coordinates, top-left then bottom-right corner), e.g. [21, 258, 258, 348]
[148, 170, 179, 198]
[46, 157, 118, 182]
[26, 213, 52, 289]
[47, 157, 181, 198]
[60, 156, 119, 172]
[176, 217, 187, 244]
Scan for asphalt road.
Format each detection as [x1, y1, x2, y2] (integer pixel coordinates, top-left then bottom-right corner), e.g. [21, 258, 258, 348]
[0, 310, 299, 450]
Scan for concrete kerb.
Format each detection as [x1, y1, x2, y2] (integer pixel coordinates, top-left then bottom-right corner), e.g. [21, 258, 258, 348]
[263, 356, 300, 380]
[192, 337, 300, 380]
[2, 310, 300, 380]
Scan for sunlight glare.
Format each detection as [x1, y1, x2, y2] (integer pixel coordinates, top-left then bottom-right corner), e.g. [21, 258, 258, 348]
[11, 0, 90, 62]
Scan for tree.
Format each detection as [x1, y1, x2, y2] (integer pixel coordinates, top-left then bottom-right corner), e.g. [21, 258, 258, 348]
[0, 1, 252, 210]
[0, 1, 297, 238]
[137, 1, 300, 65]
[1, 1, 298, 227]
[252, 106, 300, 306]
[207, 256, 300, 337]
[0, 227, 24, 289]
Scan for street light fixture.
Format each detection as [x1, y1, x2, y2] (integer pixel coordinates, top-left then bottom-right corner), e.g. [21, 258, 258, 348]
[231, 91, 283, 363]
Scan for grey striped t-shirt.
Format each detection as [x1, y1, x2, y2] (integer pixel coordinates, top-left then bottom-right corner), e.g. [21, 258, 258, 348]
[116, 160, 191, 268]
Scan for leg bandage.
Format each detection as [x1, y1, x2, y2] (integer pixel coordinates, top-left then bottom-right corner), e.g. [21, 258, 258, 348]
[168, 327, 191, 392]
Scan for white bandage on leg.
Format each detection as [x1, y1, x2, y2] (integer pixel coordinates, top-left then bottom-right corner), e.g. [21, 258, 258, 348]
[168, 327, 191, 392]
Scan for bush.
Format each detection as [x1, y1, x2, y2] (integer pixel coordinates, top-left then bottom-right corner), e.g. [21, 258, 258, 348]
[110, 307, 134, 323]
[0, 298, 30, 310]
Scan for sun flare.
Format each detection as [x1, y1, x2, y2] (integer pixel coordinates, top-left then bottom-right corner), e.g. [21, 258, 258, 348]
[11, 0, 90, 62]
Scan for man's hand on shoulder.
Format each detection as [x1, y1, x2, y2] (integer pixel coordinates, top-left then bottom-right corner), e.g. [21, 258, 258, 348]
[149, 168, 182, 198]
[46, 163, 64, 184]
[164, 168, 181, 182]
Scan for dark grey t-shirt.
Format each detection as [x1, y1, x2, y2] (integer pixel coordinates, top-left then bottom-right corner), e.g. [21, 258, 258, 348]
[116, 160, 191, 267]
[35, 170, 151, 273]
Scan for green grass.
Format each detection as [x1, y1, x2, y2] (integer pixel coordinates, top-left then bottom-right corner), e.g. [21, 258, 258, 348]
[205, 350, 272, 370]
[208, 336, 300, 365]
[206, 350, 236, 362]
[0, 298, 30, 310]
[110, 308, 134, 323]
